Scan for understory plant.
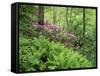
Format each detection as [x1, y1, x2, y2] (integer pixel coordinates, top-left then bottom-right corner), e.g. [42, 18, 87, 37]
[19, 36, 92, 72]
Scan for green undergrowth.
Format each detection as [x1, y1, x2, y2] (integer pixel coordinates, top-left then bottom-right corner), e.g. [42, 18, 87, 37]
[19, 36, 92, 72]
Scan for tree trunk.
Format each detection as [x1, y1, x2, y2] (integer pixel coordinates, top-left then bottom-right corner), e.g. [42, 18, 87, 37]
[38, 5, 44, 25]
[66, 7, 68, 31]
[83, 8, 85, 39]
[59, 11, 61, 26]
[83, 8, 86, 46]
[69, 7, 72, 32]
[53, 7, 56, 24]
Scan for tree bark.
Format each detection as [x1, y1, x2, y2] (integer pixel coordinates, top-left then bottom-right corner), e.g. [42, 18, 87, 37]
[82, 8, 86, 47]
[69, 7, 72, 32]
[66, 7, 68, 31]
[59, 11, 61, 26]
[83, 8, 85, 39]
[53, 7, 56, 24]
[38, 5, 44, 25]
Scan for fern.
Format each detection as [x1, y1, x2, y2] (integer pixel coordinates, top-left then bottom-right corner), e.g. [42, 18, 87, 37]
[19, 36, 92, 72]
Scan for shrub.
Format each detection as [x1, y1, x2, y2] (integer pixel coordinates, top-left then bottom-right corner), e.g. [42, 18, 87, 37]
[19, 36, 92, 72]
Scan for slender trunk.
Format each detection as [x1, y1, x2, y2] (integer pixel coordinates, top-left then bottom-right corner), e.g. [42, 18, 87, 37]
[66, 7, 68, 32]
[83, 8, 86, 45]
[38, 5, 44, 25]
[69, 7, 72, 32]
[59, 11, 61, 26]
[53, 7, 56, 24]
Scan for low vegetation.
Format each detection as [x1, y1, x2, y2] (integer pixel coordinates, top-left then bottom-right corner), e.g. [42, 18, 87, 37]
[19, 4, 96, 72]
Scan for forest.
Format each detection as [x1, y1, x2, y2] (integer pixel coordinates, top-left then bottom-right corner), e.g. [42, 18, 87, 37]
[19, 4, 96, 72]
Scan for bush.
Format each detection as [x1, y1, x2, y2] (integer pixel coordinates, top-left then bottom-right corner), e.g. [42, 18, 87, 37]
[19, 36, 92, 72]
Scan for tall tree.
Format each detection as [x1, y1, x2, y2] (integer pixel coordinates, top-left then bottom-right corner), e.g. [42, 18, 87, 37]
[66, 7, 68, 31]
[38, 5, 44, 25]
[83, 8, 86, 45]
[53, 7, 56, 24]
[69, 7, 72, 32]
[59, 11, 61, 26]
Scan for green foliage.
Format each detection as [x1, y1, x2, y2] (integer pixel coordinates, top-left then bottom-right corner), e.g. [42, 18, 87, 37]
[19, 4, 96, 72]
[19, 36, 92, 72]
